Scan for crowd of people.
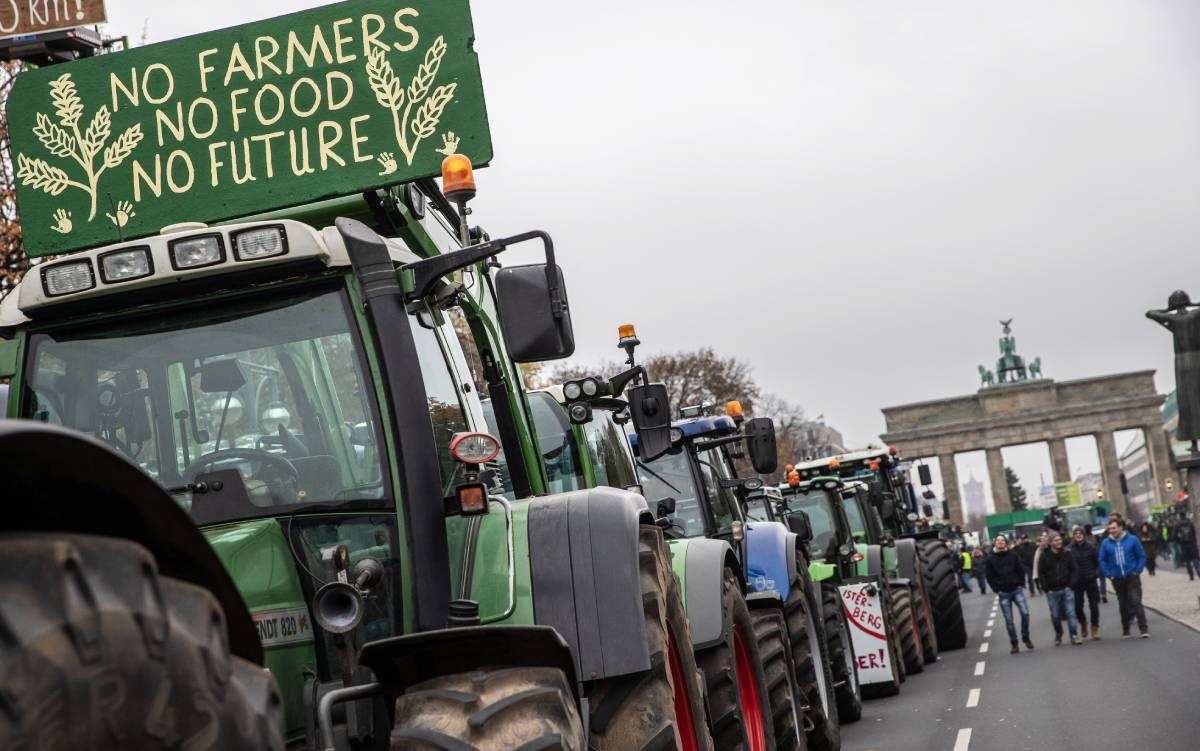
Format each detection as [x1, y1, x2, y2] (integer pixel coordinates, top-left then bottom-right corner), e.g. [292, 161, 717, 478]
[949, 510, 1200, 653]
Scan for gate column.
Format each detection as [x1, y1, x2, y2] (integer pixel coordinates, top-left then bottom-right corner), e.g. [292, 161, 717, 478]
[938, 452, 963, 526]
[1096, 431, 1127, 516]
[1049, 438, 1072, 485]
[986, 447, 1011, 513]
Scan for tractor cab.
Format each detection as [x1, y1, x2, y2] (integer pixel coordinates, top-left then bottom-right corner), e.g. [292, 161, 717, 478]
[778, 474, 860, 583]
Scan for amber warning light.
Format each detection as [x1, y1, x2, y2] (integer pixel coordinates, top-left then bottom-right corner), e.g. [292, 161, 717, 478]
[441, 153, 476, 203]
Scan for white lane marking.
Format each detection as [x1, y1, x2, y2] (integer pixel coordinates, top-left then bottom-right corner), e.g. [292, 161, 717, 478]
[984, 629, 992, 638]
[987, 619, 994, 627]
[979, 642, 989, 653]
[974, 661, 986, 676]
[966, 688, 981, 708]
[954, 727, 972, 751]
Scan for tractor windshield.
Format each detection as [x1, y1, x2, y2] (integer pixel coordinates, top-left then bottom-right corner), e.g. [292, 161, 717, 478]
[637, 447, 706, 537]
[22, 284, 388, 520]
[842, 492, 869, 543]
[789, 489, 840, 560]
[581, 409, 638, 490]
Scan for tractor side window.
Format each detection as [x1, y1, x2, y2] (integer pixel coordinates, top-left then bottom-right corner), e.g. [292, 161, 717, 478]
[410, 313, 469, 490]
[696, 450, 735, 534]
[527, 391, 581, 494]
[843, 495, 868, 542]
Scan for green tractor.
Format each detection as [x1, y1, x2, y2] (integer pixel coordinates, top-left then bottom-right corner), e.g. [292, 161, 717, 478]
[0, 3, 710, 748]
[796, 449, 968, 656]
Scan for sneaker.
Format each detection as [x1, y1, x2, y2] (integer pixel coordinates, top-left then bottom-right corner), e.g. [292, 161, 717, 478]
[1023, 637, 1035, 650]
[1054, 634, 1062, 646]
[1010, 642, 1020, 654]
[1101, 597, 1108, 603]
[1091, 626, 1101, 640]
[1140, 632, 1150, 639]
[1122, 632, 1132, 639]
[1070, 635, 1083, 645]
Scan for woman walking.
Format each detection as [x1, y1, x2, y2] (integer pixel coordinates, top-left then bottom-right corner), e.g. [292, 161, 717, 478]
[1138, 522, 1159, 576]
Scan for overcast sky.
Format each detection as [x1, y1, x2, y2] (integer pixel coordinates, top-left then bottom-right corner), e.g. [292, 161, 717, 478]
[101, 0, 1200, 509]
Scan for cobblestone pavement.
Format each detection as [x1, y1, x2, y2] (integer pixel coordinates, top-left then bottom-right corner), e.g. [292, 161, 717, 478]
[1142, 560, 1200, 632]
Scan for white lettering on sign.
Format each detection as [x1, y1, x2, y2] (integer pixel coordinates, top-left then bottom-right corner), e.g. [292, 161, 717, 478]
[252, 606, 314, 648]
[839, 583, 893, 687]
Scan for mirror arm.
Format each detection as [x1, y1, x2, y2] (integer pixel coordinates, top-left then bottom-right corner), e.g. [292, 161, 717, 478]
[404, 230, 562, 312]
[607, 365, 647, 397]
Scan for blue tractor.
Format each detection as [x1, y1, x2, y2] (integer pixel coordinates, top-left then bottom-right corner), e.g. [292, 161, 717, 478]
[631, 403, 855, 751]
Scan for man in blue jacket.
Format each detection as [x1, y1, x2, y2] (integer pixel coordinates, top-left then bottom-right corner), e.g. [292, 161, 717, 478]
[1099, 518, 1149, 638]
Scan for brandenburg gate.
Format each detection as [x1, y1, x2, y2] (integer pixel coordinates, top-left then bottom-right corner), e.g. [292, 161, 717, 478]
[880, 322, 1172, 522]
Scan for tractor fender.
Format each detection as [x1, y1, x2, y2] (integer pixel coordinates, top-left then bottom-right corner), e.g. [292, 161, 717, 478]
[0, 421, 262, 664]
[358, 624, 578, 699]
[682, 537, 744, 650]
[745, 520, 795, 601]
[864, 544, 883, 579]
[895, 537, 919, 580]
[527, 487, 653, 682]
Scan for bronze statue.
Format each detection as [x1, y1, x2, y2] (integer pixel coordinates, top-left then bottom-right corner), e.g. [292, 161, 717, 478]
[1029, 357, 1042, 379]
[979, 365, 995, 387]
[1148, 290, 1200, 450]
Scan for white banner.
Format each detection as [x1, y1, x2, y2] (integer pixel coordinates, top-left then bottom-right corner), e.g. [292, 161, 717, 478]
[839, 582, 893, 686]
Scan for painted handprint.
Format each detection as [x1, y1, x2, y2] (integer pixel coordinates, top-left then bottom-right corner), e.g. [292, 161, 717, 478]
[377, 152, 397, 176]
[437, 132, 460, 156]
[106, 200, 135, 228]
[50, 208, 72, 234]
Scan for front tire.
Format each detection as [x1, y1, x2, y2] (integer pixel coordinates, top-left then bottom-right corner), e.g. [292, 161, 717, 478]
[890, 586, 925, 675]
[695, 570, 776, 751]
[787, 585, 839, 751]
[0, 534, 284, 751]
[821, 585, 862, 723]
[391, 667, 584, 750]
[916, 539, 968, 651]
[749, 608, 804, 750]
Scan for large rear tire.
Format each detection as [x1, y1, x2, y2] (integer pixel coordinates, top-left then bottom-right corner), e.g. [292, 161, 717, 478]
[821, 585, 862, 723]
[585, 527, 712, 750]
[0, 534, 284, 751]
[695, 570, 776, 751]
[787, 586, 839, 751]
[913, 578, 939, 664]
[391, 667, 584, 750]
[916, 539, 968, 651]
[890, 585, 925, 676]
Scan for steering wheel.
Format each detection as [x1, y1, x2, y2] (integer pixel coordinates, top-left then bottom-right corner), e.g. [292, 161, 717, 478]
[184, 448, 300, 499]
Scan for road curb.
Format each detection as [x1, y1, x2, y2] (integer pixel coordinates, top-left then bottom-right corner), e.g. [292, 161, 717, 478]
[1143, 603, 1200, 635]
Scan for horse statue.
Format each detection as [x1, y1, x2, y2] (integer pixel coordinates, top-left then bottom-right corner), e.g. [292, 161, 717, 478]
[978, 365, 995, 387]
[1029, 357, 1042, 378]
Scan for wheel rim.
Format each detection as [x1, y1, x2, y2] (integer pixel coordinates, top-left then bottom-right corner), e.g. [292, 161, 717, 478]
[805, 603, 833, 717]
[733, 627, 768, 751]
[667, 626, 700, 751]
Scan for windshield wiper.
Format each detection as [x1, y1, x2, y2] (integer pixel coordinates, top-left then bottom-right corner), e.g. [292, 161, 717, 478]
[636, 460, 681, 494]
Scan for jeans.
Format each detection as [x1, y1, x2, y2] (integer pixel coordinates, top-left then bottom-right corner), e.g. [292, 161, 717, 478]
[1025, 568, 1037, 593]
[997, 588, 1030, 643]
[1099, 573, 1107, 599]
[1111, 574, 1148, 634]
[959, 572, 973, 591]
[974, 572, 988, 594]
[1046, 588, 1078, 637]
[1073, 579, 1100, 629]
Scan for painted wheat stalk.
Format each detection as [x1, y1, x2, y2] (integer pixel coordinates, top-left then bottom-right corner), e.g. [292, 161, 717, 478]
[366, 36, 456, 166]
[18, 72, 144, 220]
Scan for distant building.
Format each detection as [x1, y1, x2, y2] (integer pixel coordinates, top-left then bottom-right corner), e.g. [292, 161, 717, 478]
[1074, 471, 1103, 503]
[962, 473, 987, 516]
[797, 421, 847, 460]
[1116, 389, 1183, 517]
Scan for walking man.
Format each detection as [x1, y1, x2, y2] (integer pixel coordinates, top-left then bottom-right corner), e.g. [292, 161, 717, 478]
[956, 546, 973, 592]
[1068, 526, 1102, 639]
[1038, 532, 1082, 645]
[1171, 513, 1199, 580]
[1138, 522, 1159, 576]
[1016, 535, 1037, 595]
[971, 546, 988, 594]
[1099, 519, 1149, 638]
[985, 534, 1034, 654]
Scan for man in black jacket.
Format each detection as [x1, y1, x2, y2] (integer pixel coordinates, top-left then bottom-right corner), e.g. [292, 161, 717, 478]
[985, 534, 1034, 654]
[1068, 526, 1102, 639]
[1038, 532, 1081, 645]
[1015, 535, 1038, 595]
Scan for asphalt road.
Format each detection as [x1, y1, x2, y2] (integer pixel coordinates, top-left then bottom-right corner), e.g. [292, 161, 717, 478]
[840, 581, 1200, 751]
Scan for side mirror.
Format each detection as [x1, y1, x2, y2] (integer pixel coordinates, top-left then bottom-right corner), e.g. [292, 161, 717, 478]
[657, 496, 677, 518]
[786, 509, 813, 543]
[629, 382, 672, 461]
[495, 263, 575, 362]
[867, 480, 885, 507]
[743, 417, 777, 475]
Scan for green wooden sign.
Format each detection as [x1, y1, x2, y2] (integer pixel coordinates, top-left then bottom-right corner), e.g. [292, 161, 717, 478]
[8, 0, 491, 257]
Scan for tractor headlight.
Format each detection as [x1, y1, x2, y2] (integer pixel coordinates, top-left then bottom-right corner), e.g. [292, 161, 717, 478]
[232, 225, 288, 261]
[41, 260, 95, 297]
[98, 246, 152, 283]
[563, 380, 583, 401]
[169, 234, 224, 270]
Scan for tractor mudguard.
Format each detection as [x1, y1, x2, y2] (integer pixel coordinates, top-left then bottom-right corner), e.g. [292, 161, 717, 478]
[0, 421, 262, 664]
[358, 624, 579, 697]
[895, 537, 919, 580]
[527, 487, 654, 682]
[745, 520, 796, 600]
[864, 544, 883, 579]
[682, 537, 743, 650]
